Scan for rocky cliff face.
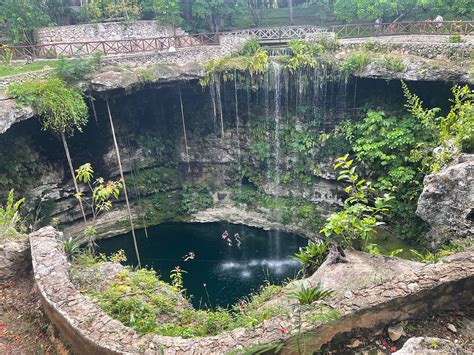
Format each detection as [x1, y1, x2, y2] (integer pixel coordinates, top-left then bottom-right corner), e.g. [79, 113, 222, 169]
[417, 154, 474, 246]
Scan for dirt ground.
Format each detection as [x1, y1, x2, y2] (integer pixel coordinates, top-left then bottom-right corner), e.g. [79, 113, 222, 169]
[323, 307, 474, 354]
[0, 269, 68, 354]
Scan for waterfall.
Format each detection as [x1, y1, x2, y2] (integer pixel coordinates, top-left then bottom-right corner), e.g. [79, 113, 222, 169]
[234, 70, 242, 188]
[271, 61, 282, 198]
[213, 77, 225, 138]
[179, 89, 191, 173]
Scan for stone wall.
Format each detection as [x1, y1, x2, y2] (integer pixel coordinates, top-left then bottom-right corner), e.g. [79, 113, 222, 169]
[0, 237, 30, 280]
[339, 35, 474, 60]
[30, 226, 473, 354]
[34, 21, 185, 44]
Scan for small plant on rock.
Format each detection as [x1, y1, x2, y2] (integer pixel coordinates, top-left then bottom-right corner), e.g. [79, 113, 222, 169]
[0, 189, 25, 240]
[63, 236, 80, 260]
[170, 266, 187, 292]
[75, 163, 123, 252]
[290, 282, 334, 305]
[320, 155, 393, 250]
[294, 240, 328, 276]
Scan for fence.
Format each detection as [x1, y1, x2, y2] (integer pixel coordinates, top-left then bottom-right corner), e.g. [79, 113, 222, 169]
[1, 33, 220, 60]
[331, 21, 474, 38]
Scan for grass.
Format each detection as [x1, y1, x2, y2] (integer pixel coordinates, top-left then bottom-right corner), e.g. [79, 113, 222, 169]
[0, 60, 60, 78]
[71, 252, 288, 338]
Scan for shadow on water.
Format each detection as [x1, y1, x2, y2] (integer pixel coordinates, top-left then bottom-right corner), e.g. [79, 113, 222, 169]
[97, 222, 307, 308]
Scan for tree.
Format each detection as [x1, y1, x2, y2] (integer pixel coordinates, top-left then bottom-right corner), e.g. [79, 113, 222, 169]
[193, 0, 242, 32]
[7, 79, 89, 223]
[0, 0, 51, 44]
[288, 0, 294, 24]
[145, 0, 183, 28]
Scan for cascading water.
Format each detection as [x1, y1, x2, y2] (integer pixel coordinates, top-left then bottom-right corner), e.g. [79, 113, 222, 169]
[234, 70, 243, 192]
[212, 77, 225, 138]
[271, 61, 282, 196]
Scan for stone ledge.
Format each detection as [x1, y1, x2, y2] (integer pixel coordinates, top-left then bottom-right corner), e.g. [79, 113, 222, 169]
[30, 226, 473, 354]
[0, 237, 30, 280]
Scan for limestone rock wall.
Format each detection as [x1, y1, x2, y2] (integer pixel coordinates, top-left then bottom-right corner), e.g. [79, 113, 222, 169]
[417, 154, 474, 246]
[34, 21, 185, 44]
[0, 237, 30, 280]
[30, 226, 473, 355]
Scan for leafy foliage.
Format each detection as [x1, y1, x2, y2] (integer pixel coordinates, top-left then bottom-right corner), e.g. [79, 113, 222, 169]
[73, 253, 287, 337]
[55, 52, 102, 84]
[289, 282, 334, 305]
[200, 48, 269, 86]
[284, 40, 322, 73]
[339, 53, 370, 80]
[320, 155, 393, 249]
[0, 190, 25, 240]
[0, 0, 52, 44]
[403, 82, 474, 171]
[75, 163, 123, 251]
[8, 78, 88, 137]
[294, 240, 328, 276]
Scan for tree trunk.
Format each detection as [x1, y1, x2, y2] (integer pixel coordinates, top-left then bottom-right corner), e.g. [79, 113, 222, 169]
[181, 0, 192, 23]
[61, 132, 87, 223]
[288, 0, 294, 25]
[106, 100, 142, 269]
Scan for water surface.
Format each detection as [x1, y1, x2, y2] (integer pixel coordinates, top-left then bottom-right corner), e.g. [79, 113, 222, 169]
[97, 222, 306, 307]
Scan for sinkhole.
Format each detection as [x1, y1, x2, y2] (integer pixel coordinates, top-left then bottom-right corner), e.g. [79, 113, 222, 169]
[97, 222, 307, 308]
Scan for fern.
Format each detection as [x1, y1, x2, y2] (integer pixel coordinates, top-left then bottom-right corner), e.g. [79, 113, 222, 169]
[0, 189, 25, 240]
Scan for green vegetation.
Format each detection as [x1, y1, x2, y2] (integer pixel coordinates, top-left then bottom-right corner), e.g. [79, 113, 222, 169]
[290, 282, 334, 305]
[55, 52, 102, 84]
[0, 60, 60, 78]
[8, 77, 90, 221]
[200, 44, 269, 86]
[320, 155, 393, 250]
[284, 39, 323, 73]
[72, 252, 287, 338]
[0, 190, 26, 241]
[294, 240, 328, 277]
[7, 78, 88, 135]
[403, 82, 474, 171]
[75, 163, 124, 251]
[339, 53, 370, 80]
[448, 34, 464, 43]
[381, 55, 406, 72]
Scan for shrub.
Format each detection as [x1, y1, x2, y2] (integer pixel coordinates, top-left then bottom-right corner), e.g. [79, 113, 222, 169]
[339, 53, 370, 80]
[448, 34, 463, 43]
[0, 190, 25, 240]
[55, 52, 102, 83]
[294, 240, 328, 276]
[289, 282, 334, 305]
[63, 236, 80, 260]
[382, 55, 406, 72]
[238, 38, 261, 56]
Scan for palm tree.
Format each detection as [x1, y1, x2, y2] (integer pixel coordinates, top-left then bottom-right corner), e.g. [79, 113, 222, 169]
[106, 99, 142, 268]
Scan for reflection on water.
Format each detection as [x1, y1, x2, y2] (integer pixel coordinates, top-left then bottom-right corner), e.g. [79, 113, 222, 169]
[97, 222, 306, 307]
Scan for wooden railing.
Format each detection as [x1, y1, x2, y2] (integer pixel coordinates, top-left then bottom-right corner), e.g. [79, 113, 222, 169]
[229, 25, 327, 43]
[331, 21, 474, 38]
[1, 33, 220, 60]
[1, 21, 472, 60]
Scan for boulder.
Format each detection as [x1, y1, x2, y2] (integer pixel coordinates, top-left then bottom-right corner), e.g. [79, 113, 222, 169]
[0, 237, 30, 279]
[394, 337, 462, 354]
[306, 250, 421, 295]
[416, 154, 474, 246]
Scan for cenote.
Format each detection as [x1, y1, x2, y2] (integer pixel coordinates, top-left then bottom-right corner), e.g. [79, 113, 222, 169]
[97, 222, 307, 307]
